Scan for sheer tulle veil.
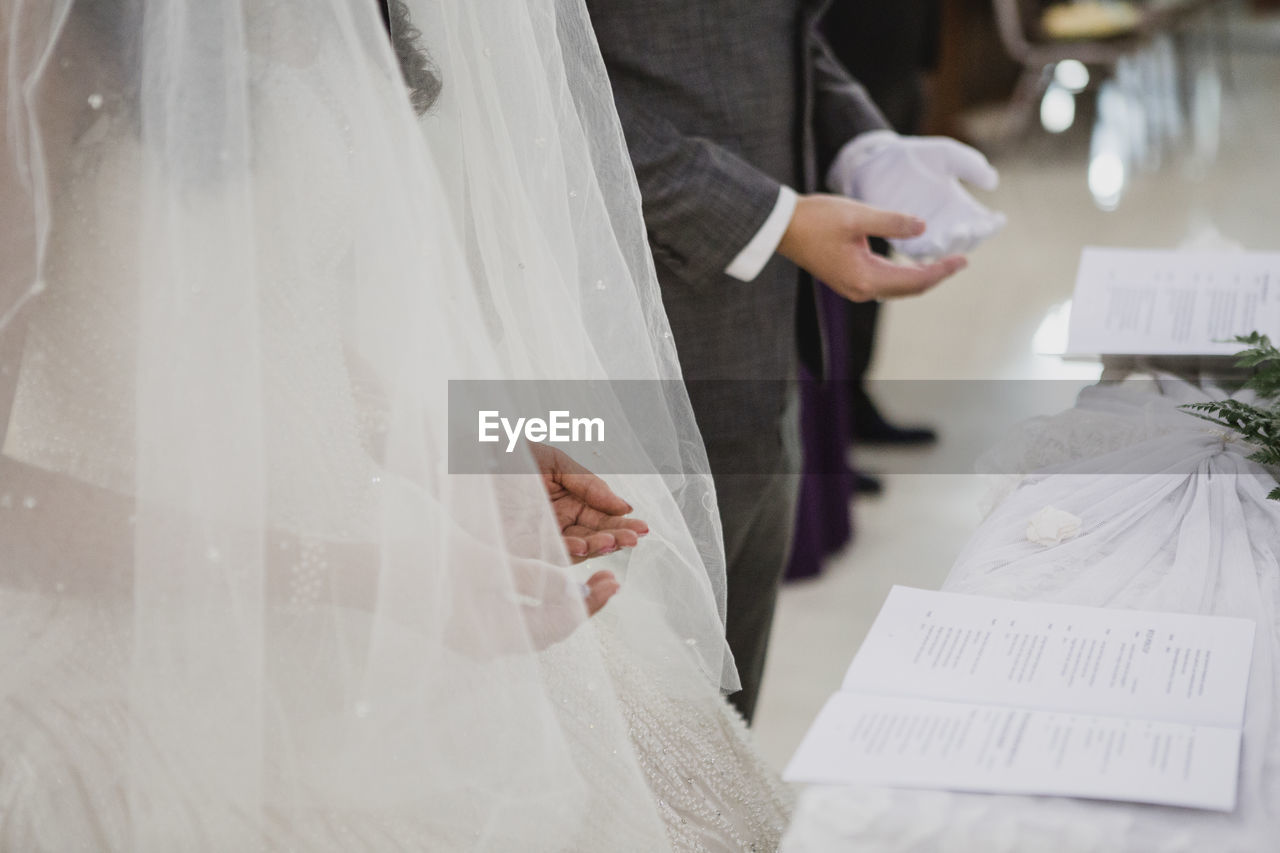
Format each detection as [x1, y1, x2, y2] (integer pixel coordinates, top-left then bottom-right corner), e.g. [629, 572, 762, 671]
[394, 0, 734, 687]
[0, 0, 734, 848]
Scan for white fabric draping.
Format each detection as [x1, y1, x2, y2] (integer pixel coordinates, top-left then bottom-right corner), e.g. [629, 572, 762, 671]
[783, 378, 1280, 852]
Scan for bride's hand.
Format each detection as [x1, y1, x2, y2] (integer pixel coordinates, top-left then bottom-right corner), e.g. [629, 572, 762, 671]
[528, 443, 649, 563]
[583, 569, 620, 616]
[446, 559, 622, 657]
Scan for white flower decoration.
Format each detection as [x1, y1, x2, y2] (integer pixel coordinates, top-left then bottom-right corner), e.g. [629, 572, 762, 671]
[1026, 506, 1082, 546]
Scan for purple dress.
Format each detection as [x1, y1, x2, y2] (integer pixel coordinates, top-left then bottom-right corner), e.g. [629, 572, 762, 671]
[785, 282, 857, 580]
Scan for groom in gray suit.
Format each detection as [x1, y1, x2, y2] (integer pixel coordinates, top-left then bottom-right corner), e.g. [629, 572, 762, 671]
[586, 0, 997, 721]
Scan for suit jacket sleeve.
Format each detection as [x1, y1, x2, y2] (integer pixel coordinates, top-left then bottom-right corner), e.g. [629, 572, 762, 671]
[610, 94, 783, 286]
[805, 11, 891, 179]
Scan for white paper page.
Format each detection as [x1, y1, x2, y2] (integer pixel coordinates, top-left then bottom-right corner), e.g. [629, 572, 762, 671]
[784, 692, 1242, 812]
[1065, 247, 1280, 355]
[843, 587, 1255, 728]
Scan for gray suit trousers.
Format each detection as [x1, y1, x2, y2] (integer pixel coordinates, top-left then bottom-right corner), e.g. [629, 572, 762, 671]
[706, 390, 802, 723]
[586, 0, 889, 722]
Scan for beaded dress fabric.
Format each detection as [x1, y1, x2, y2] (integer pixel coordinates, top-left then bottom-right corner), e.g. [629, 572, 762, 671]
[589, 611, 793, 852]
[5, 60, 378, 534]
[0, 579, 793, 851]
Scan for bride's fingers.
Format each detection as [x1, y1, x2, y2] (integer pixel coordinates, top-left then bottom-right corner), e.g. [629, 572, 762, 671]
[547, 449, 635, 516]
[584, 570, 620, 616]
[566, 524, 644, 551]
[609, 528, 640, 549]
[582, 531, 618, 553]
[563, 535, 591, 559]
[575, 505, 650, 535]
[567, 472, 633, 517]
[564, 530, 618, 563]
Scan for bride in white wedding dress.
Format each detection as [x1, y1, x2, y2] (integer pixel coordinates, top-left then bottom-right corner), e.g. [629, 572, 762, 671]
[0, 0, 789, 849]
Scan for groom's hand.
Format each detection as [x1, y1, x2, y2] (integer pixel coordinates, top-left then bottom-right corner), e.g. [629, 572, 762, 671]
[529, 443, 649, 563]
[777, 194, 966, 302]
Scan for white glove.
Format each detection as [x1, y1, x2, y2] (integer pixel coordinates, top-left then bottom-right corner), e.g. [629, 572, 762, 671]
[829, 130, 1007, 259]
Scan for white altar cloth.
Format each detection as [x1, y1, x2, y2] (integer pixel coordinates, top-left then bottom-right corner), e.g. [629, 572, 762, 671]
[782, 379, 1280, 852]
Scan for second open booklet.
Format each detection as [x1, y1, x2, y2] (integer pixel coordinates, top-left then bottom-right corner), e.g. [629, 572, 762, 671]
[784, 586, 1256, 812]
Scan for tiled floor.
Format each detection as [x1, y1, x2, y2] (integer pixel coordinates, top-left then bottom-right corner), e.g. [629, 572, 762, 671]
[751, 9, 1280, 772]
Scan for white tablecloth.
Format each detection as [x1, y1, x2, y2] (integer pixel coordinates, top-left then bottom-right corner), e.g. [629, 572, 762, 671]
[782, 379, 1280, 852]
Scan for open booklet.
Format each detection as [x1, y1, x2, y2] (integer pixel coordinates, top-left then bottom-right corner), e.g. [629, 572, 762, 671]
[784, 586, 1256, 812]
[1066, 247, 1280, 356]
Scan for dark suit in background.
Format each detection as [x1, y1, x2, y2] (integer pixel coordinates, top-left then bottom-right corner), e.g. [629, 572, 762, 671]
[585, 0, 888, 721]
[823, 0, 941, 437]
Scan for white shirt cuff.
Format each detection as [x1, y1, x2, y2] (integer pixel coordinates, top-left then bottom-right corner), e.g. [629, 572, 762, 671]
[724, 185, 798, 282]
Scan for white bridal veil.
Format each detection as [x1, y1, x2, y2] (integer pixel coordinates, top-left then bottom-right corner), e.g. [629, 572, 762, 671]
[0, 0, 736, 848]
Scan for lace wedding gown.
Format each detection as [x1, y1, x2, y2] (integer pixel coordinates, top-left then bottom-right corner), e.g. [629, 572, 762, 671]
[0, 573, 790, 851]
[783, 379, 1280, 851]
[0, 565, 791, 851]
[0, 2, 791, 849]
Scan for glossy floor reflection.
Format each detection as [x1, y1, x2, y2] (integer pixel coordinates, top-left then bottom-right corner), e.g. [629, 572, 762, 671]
[752, 10, 1280, 772]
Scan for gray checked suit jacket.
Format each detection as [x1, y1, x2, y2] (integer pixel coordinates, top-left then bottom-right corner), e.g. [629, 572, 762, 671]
[585, 0, 888, 457]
